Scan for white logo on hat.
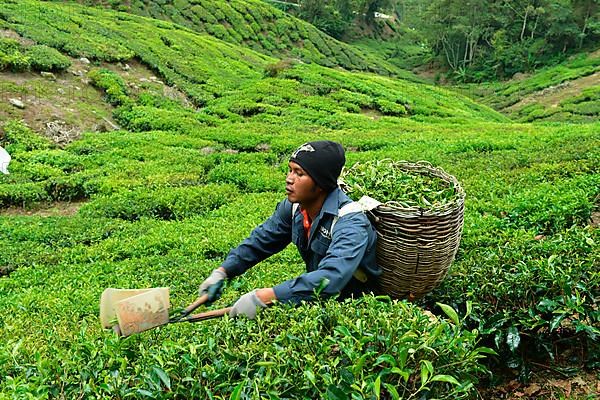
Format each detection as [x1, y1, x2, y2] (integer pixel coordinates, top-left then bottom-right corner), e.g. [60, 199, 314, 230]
[291, 143, 315, 158]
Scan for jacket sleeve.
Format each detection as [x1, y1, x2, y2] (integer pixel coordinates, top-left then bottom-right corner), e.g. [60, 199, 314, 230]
[273, 213, 369, 304]
[221, 199, 293, 278]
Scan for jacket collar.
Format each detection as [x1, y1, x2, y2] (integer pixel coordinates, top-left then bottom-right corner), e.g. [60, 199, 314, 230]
[296, 187, 350, 246]
[321, 187, 350, 217]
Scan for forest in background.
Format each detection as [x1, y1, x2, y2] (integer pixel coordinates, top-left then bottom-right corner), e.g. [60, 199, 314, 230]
[273, 0, 599, 81]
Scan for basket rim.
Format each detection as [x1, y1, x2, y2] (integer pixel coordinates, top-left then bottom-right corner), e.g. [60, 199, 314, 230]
[340, 159, 465, 214]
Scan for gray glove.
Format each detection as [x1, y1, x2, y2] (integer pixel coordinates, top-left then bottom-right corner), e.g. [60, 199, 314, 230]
[229, 289, 267, 319]
[198, 268, 227, 302]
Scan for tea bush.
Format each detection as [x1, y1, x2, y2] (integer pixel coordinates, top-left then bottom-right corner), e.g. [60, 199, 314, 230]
[0, 38, 71, 72]
[0, 182, 49, 207]
[2, 0, 270, 104]
[433, 223, 599, 359]
[458, 52, 600, 121]
[0, 120, 52, 153]
[25, 44, 71, 71]
[79, 184, 239, 221]
[88, 68, 132, 107]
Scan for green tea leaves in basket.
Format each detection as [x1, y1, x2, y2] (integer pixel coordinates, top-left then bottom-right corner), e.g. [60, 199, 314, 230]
[340, 160, 459, 209]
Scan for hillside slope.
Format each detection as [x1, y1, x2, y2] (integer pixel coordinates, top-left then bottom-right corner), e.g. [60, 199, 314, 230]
[458, 51, 600, 123]
[0, 1, 502, 118]
[51, 0, 418, 80]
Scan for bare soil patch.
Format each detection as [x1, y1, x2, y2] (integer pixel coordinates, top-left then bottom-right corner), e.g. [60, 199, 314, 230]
[103, 58, 195, 109]
[0, 201, 84, 217]
[0, 57, 117, 145]
[360, 107, 383, 120]
[0, 30, 193, 146]
[591, 211, 600, 228]
[481, 371, 599, 399]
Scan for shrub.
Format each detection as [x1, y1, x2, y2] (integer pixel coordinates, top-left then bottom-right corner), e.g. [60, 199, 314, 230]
[0, 182, 50, 207]
[114, 106, 208, 132]
[0, 120, 52, 153]
[44, 174, 89, 201]
[207, 162, 283, 192]
[88, 68, 132, 107]
[0, 49, 30, 72]
[375, 99, 408, 116]
[79, 184, 239, 220]
[25, 45, 71, 71]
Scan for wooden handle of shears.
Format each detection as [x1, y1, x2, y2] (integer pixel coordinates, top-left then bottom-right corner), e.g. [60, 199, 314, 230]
[185, 307, 232, 322]
[183, 294, 209, 316]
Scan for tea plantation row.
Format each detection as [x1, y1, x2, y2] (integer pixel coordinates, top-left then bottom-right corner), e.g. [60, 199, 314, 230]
[49, 0, 407, 78]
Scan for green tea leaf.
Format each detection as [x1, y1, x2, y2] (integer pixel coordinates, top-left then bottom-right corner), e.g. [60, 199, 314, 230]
[304, 370, 316, 386]
[474, 346, 498, 355]
[430, 374, 461, 385]
[436, 302, 460, 325]
[230, 382, 244, 400]
[152, 366, 171, 391]
[550, 314, 565, 331]
[326, 384, 348, 400]
[374, 375, 381, 400]
[420, 360, 433, 386]
[383, 383, 400, 400]
[136, 389, 155, 397]
[254, 361, 276, 367]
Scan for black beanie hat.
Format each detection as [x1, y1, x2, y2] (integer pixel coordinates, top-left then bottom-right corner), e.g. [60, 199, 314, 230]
[290, 140, 345, 192]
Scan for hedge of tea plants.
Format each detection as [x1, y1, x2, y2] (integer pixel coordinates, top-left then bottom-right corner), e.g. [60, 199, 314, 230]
[1, 0, 272, 106]
[0, 37, 71, 72]
[0, 0, 598, 398]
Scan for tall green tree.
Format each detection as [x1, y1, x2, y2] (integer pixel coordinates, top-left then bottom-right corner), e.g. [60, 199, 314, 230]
[423, 0, 493, 72]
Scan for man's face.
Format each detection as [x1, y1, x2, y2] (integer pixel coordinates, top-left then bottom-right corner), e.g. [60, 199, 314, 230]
[286, 161, 322, 203]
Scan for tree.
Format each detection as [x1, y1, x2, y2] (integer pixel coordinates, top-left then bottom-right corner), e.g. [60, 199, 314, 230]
[423, 0, 493, 73]
[296, 0, 356, 38]
[572, 0, 600, 48]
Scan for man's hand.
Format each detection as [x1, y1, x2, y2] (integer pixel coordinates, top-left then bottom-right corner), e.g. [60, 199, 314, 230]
[198, 268, 227, 302]
[229, 289, 268, 319]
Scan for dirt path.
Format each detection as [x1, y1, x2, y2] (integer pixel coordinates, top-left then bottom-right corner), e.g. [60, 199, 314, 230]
[505, 71, 600, 112]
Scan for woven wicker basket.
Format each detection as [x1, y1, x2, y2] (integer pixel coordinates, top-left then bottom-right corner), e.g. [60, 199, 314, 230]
[344, 161, 465, 300]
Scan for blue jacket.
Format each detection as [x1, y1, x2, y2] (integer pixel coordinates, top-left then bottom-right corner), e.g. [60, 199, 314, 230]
[221, 188, 381, 304]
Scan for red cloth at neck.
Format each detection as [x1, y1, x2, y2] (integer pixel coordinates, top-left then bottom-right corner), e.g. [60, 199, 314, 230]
[301, 209, 312, 241]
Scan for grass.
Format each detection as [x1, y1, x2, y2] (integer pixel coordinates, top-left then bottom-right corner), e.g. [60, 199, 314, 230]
[0, 0, 598, 398]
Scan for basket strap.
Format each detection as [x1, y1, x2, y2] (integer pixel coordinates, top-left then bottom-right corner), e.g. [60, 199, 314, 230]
[331, 195, 381, 232]
[331, 200, 379, 283]
[331, 202, 365, 233]
[291, 203, 299, 219]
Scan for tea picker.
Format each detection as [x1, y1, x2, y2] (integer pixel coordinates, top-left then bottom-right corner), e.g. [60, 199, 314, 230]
[100, 141, 465, 337]
[101, 140, 381, 336]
